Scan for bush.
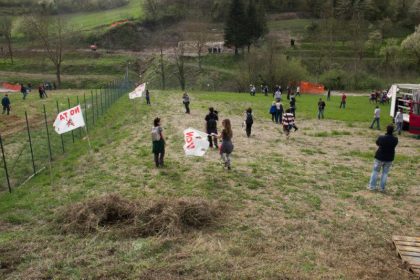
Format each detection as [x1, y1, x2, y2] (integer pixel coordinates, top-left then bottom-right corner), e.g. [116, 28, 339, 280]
[319, 69, 347, 90]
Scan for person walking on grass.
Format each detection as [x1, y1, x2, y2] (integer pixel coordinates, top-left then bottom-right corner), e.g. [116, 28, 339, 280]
[145, 89, 151, 105]
[368, 124, 398, 192]
[244, 108, 254, 137]
[370, 106, 381, 130]
[296, 85, 301, 97]
[327, 88, 331, 101]
[205, 107, 219, 149]
[2, 94, 11, 115]
[290, 97, 296, 117]
[394, 108, 403, 135]
[151, 117, 165, 168]
[275, 100, 284, 124]
[182, 92, 190, 114]
[283, 108, 298, 138]
[340, 93, 347, 109]
[20, 84, 27, 100]
[317, 98, 326, 119]
[269, 101, 276, 122]
[219, 119, 234, 170]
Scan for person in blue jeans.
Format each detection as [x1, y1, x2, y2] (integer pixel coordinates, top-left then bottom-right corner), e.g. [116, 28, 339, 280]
[368, 125, 398, 192]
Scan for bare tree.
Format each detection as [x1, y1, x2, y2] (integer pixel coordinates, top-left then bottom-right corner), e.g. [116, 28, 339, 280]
[174, 44, 186, 90]
[0, 16, 14, 64]
[23, 14, 68, 88]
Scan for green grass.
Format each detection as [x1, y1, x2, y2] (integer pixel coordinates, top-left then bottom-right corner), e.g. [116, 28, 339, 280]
[0, 90, 418, 279]
[63, 0, 143, 32]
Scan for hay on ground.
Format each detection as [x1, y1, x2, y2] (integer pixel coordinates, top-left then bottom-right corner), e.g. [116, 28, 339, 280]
[58, 194, 222, 237]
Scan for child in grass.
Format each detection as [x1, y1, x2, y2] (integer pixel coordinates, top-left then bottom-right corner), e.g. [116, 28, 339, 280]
[151, 117, 165, 168]
[283, 108, 298, 138]
[219, 119, 234, 170]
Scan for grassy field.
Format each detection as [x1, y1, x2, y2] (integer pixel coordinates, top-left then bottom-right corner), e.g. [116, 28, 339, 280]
[0, 90, 419, 279]
[63, 0, 143, 32]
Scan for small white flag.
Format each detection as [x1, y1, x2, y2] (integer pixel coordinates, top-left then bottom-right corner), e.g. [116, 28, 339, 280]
[53, 105, 85, 134]
[129, 83, 146, 99]
[183, 128, 210, 157]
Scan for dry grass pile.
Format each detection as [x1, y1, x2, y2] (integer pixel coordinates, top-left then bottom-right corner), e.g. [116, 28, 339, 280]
[58, 194, 222, 237]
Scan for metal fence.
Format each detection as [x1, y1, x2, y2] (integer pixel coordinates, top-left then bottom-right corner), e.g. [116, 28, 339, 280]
[0, 79, 132, 193]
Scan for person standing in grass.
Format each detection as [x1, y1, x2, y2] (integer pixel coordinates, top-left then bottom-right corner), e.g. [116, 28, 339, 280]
[275, 100, 284, 124]
[290, 97, 296, 117]
[394, 108, 404, 135]
[368, 124, 398, 192]
[296, 85, 301, 97]
[151, 117, 165, 168]
[327, 88, 331, 101]
[370, 106, 381, 130]
[244, 108, 254, 137]
[205, 107, 219, 149]
[283, 108, 298, 138]
[340, 93, 347, 109]
[317, 98, 326, 119]
[145, 89, 151, 105]
[20, 84, 27, 100]
[269, 101, 276, 122]
[219, 119, 234, 170]
[182, 92, 190, 114]
[2, 94, 11, 115]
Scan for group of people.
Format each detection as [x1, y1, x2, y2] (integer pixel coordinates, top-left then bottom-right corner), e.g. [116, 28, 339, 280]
[19, 82, 51, 100]
[151, 106, 234, 170]
[370, 90, 390, 104]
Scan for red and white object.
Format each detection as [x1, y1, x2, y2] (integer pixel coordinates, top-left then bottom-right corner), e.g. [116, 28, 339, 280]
[183, 128, 210, 157]
[53, 105, 85, 134]
[129, 83, 146, 100]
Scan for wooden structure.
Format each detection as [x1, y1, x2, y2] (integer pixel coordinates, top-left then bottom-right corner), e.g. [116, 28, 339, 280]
[392, 235, 420, 277]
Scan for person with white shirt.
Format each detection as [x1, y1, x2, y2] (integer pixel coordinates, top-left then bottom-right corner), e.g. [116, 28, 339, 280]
[370, 106, 381, 130]
[394, 108, 404, 135]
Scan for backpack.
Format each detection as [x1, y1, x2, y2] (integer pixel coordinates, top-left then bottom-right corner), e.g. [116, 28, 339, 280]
[151, 127, 161, 141]
[246, 112, 253, 124]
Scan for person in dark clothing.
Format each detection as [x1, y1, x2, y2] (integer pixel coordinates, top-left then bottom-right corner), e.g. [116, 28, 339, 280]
[145, 89, 151, 105]
[39, 85, 44, 99]
[2, 94, 11, 115]
[290, 98, 296, 117]
[327, 88, 331, 101]
[151, 117, 165, 168]
[244, 108, 254, 137]
[368, 125, 398, 192]
[21, 84, 27, 100]
[340, 93, 347, 109]
[269, 101, 276, 122]
[264, 85, 268, 96]
[317, 98, 326, 119]
[182, 92, 190, 114]
[205, 107, 219, 148]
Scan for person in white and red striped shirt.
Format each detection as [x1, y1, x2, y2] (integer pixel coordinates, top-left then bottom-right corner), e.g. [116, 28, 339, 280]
[282, 108, 298, 137]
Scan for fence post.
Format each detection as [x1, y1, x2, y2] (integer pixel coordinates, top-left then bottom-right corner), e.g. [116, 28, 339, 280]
[95, 89, 99, 118]
[68, 97, 75, 143]
[76, 96, 82, 139]
[0, 134, 12, 193]
[91, 90, 95, 126]
[56, 101, 65, 153]
[100, 88, 103, 115]
[84, 92, 88, 132]
[43, 105, 52, 161]
[25, 111, 36, 174]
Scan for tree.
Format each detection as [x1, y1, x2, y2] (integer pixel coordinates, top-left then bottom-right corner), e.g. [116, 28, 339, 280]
[23, 14, 68, 88]
[174, 44, 186, 90]
[401, 25, 420, 67]
[224, 0, 248, 55]
[246, 0, 268, 52]
[0, 16, 14, 64]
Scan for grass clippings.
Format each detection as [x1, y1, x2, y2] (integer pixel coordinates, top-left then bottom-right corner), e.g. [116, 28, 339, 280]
[57, 194, 222, 237]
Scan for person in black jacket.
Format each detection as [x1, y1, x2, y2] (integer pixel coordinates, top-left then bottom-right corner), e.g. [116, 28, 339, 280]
[205, 107, 218, 148]
[2, 94, 11, 115]
[368, 124, 398, 192]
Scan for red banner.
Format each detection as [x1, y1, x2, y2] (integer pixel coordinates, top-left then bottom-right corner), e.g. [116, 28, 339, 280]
[300, 81, 325, 94]
[2, 82, 21, 92]
[409, 113, 420, 135]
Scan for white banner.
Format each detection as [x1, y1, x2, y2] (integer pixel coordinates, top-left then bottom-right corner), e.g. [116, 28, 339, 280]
[53, 105, 85, 134]
[183, 128, 210, 157]
[129, 83, 146, 100]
